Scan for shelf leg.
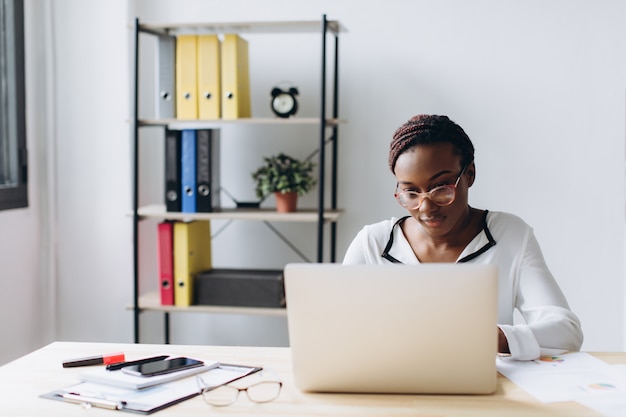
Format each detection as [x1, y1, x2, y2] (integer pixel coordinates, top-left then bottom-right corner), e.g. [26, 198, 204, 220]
[132, 17, 141, 343]
[317, 14, 328, 262]
[330, 30, 340, 263]
[164, 312, 170, 344]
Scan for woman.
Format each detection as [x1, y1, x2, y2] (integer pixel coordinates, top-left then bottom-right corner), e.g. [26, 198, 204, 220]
[343, 114, 583, 360]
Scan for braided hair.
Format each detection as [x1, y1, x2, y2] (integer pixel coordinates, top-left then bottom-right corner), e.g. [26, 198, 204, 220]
[389, 115, 475, 173]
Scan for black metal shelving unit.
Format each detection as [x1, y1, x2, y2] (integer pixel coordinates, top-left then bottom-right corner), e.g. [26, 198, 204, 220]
[131, 15, 343, 343]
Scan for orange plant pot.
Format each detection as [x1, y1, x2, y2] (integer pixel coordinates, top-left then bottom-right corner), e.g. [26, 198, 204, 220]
[275, 191, 298, 213]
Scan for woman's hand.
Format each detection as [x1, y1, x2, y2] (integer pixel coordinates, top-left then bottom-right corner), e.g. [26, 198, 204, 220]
[498, 327, 510, 354]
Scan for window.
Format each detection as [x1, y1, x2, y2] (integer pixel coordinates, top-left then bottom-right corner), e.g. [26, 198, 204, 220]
[0, 0, 27, 210]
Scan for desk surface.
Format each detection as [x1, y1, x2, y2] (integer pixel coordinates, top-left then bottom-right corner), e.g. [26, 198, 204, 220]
[0, 341, 621, 416]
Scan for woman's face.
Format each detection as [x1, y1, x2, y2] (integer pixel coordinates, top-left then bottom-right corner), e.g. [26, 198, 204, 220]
[393, 142, 473, 239]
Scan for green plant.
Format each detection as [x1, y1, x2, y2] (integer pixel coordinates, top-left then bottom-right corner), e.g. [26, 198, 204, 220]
[252, 153, 316, 198]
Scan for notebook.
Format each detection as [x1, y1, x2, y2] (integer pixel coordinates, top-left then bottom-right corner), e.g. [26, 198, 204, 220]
[283, 263, 498, 394]
[80, 361, 219, 390]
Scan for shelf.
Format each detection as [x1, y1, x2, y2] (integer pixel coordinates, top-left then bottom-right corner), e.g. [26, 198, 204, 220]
[138, 117, 345, 129]
[131, 15, 343, 343]
[138, 20, 346, 36]
[137, 204, 342, 222]
[134, 291, 287, 316]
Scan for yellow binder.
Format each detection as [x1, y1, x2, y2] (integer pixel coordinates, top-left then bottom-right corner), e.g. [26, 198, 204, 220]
[173, 220, 212, 306]
[221, 34, 251, 119]
[197, 34, 221, 120]
[175, 35, 198, 119]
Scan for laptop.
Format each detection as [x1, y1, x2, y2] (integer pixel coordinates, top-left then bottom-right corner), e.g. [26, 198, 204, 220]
[283, 263, 498, 395]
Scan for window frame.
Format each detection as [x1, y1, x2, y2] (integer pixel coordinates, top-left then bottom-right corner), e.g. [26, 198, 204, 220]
[0, 0, 28, 211]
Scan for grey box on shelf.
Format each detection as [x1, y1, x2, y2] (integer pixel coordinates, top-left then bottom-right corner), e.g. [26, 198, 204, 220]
[194, 268, 285, 308]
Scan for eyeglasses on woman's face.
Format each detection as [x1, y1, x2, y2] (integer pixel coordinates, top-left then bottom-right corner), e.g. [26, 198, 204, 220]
[394, 164, 468, 210]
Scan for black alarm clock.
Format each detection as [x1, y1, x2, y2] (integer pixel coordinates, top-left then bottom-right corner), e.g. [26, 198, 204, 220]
[271, 86, 299, 118]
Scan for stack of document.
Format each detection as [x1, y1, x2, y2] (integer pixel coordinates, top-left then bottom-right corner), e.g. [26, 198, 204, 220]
[41, 362, 260, 413]
[80, 361, 218, 390]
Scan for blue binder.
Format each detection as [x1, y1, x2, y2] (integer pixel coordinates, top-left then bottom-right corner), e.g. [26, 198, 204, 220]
[181, 129, 197, 213]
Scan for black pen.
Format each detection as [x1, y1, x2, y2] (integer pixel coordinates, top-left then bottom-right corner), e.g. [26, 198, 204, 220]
[106, 355, 169, 371]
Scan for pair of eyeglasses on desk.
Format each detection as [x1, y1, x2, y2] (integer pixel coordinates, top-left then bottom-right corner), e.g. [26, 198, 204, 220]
[196, 370, 283, 407]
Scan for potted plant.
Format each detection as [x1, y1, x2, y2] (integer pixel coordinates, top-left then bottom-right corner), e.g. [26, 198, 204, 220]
[251, 153, 317, 212]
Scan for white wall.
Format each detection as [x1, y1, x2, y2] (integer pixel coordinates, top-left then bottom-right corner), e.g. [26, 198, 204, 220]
[0, 1, 55, 365]
[0, 0, 134, 364]
[130, 0, 626, 351]
[1, 0, 624, 364]
[51, 0, 132, 344]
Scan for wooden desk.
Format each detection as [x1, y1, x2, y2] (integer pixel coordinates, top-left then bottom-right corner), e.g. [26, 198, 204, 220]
[0, 341, 620, 416]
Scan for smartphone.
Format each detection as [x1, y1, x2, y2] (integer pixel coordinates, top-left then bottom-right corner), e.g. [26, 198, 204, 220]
[121, 357, 204, 377]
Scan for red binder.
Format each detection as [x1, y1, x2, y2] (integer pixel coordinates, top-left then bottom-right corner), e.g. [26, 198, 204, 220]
[157, 221, 175, 305]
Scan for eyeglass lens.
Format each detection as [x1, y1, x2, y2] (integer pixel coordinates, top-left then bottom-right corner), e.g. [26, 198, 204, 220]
[245, 381, 282, 403]
[201, 381, 282, 406]
[395, 164, 468, 209]
[396, 186, 455, 208]
[202, 385, 239, 406]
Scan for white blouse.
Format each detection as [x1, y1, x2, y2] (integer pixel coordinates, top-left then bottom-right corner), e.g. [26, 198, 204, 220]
[342, 210, 583, 360]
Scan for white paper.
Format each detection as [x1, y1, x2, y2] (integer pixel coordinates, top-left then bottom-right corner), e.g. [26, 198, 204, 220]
[80, 361, 219, 390]
[496, 352, 625, 403]
[574, 364, 626, 417]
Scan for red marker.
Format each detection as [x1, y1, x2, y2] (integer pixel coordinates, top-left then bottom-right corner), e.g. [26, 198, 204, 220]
[62, 352, 125, 368]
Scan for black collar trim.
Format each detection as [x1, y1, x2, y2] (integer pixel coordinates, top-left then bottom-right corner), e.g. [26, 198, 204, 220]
[380, 210, 496, 264]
